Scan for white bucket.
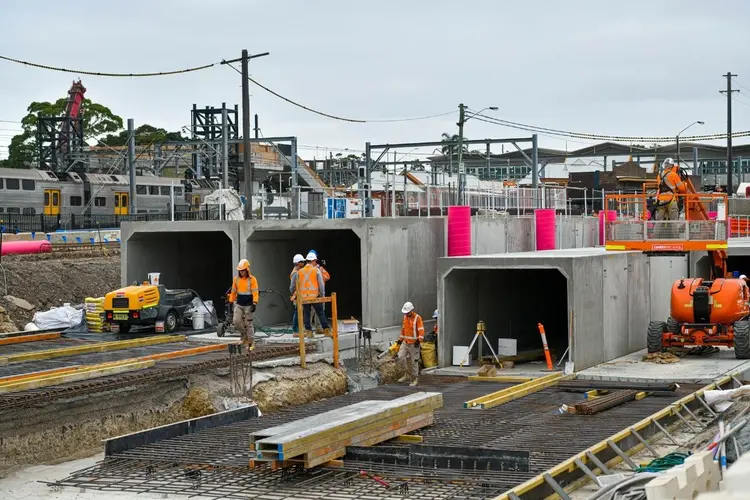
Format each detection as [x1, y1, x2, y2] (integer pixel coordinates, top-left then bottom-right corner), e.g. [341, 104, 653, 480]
[148, 273, 161, 286]
[192, 312, 205, 330]
[452, 346, 472, 366]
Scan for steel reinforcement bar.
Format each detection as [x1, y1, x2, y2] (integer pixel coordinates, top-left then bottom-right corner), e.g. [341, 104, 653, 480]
[493, 372, 739, 500]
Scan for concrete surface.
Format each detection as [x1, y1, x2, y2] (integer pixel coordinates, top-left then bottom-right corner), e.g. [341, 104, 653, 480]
[437, 247, 651, 372]
[431, 363, 561, 378]
[577, 348, 750, 383]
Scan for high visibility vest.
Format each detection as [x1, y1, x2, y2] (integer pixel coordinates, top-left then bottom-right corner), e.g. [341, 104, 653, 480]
[401, 313, 425, 344]
[656, 170, 685, 204]
[230, 275, 258, 306]
[297, 265, 320, 300]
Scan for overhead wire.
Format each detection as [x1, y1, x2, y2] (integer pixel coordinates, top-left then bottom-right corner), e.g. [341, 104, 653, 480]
[732, 77, 750, 94]
[0, 54, 217, 77]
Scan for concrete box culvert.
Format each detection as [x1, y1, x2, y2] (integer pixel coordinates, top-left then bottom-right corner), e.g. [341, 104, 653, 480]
[121, 221, 240, 317]
[437, 248, 651, 371]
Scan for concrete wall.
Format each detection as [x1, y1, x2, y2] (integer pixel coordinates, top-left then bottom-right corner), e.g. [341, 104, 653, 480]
[470, 215, 598, 255]
[649, 255, 689, 321]
[437, 249, 650, 371]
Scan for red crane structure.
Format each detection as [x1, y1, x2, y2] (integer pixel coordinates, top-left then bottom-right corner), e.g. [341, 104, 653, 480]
[37, 80, 87, 172]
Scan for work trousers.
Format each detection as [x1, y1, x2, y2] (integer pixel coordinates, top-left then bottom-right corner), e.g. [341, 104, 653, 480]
[233, 304, 255, 344]
[398, 342, 420, 380]
[655, 202, 680, 239]
[291, 308, 298, 333]
[303, 303, 329, 331]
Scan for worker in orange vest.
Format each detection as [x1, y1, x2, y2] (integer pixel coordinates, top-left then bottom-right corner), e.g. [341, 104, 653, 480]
[307, 250, 331, 335]
[289, 254, 306, 334]
[290, 253, 331, 338]
[397, 301, 425, 386]
[229, 259, 259, 349]
[655, 158, 687, 219]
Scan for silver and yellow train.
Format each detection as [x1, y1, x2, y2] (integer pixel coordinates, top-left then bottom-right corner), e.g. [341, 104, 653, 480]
[0, 167, 216, 217]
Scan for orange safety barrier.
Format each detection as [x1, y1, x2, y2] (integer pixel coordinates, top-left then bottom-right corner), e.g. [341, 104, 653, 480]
[0, 332, 61, 346]
[295, 293, 339, 369]
[537, 323, 554, 370]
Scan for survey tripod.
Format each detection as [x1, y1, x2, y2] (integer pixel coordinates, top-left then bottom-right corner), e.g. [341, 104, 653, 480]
[458, 320, 501, 368]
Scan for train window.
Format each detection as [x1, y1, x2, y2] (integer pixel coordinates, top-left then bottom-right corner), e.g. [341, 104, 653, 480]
[95, 197, 106, 207]
[70, 196, 83, 206]
[22, 180, 35, 190]
[161, 186, 170, 195]
[114, 196, 119, 207]
[44, 192, 49, 205]
[6, 207, 20, 214]
[175, 187, 183, 196]
[149, 186, 159, 195]
[110, 176, 118, 182]
[0, 207, 3, 213]
[0, 179, 3, 189]
[53, 192, 59, 206]
[136, 185, 147, 195]
[23, 207, 35, 215]
[6, 179, 19, 190]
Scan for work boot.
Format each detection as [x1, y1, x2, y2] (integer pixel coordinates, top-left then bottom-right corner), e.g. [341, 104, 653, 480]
[305, 330, 314, 338]
[322, 328, 333, 337]
[409, 377, 419, 387]
[292, 332, 301, 338]
[397, 375, 410, 383]
[315, 328, 324, 336]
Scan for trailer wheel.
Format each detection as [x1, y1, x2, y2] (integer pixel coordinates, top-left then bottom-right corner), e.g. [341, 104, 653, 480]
[164, 310, 178, 333]
[734, 320, 750, 359]
[647, 321, 667, 353]
[217, 323, 225, 337]
[118, 323, 131, 334]
[666, 317, 680, 334]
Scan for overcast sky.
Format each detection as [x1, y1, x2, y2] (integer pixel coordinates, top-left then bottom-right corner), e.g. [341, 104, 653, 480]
[2, 0, 750, 161]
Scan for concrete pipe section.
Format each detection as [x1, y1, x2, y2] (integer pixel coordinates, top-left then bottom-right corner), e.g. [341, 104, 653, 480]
[437, 248, 652, 372]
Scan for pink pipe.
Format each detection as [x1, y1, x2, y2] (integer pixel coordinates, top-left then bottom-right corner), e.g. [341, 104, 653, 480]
[1, 240, 52, 256]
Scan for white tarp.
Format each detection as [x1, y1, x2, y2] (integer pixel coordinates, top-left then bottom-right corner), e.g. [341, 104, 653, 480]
[186, 297, 218, 327]
[203, 188, 244, 220]
[32, 306, 84, 330]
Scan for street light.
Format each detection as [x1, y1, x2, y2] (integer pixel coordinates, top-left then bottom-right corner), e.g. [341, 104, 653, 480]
[456, 104, 498, 205]
[676, 120, 704, 166]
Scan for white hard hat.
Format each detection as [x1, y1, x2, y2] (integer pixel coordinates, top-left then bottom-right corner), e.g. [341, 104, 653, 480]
[432, 309, 438, 319]
[401, 301, 414, 314]
[741, 274, 747, 280]
[662, 157, 675, 169]
[305, 252, 317, 261]
[293, 254, 305, 264]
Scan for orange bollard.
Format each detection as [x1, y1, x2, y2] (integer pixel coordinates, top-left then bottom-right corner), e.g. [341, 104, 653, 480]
[537, 323, 554, 370]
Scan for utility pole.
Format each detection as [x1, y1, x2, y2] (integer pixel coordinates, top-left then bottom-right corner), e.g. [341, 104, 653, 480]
[254, 114, 259, 139]
[721, 72, 739, 195]
[456, 103, 466, 205]
[127, 118, 136, 214]
[221, 50, 270, 219]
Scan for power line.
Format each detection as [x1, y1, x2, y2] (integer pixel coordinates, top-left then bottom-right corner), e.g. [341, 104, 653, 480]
[223, 62, 454, 124]
[732, 77, 750, 93]
[0, 54, 217, 77]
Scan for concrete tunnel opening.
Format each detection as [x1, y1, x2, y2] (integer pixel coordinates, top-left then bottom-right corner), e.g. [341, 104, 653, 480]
[125, 231, 234, 320]
[247, 229, 362, 328]
[442, 268, 569, 367]
[695, 255, 750, 280]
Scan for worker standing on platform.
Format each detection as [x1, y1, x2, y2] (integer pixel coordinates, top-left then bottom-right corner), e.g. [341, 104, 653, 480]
[290, 254, 306, 334]
[229, 259, 259, 349]
[654, 158, 687, 237]
[307, 250, 331, 336]
[397, 302, 425, 386]
[290, 253, 331, 338]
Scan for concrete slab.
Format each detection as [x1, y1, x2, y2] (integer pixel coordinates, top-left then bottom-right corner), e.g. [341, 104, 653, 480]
[431, 363, 560, 379]
[577, 348, 750, 384]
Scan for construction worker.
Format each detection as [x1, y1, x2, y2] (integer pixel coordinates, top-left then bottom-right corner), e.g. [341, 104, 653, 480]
[306, 250, 331, 335]
[290, 252, 331, 338]
[290, 254, 306, 334]
[654, 158, 687, 237]
[397, 301, 424, 386]
[229, 259, 259, 349]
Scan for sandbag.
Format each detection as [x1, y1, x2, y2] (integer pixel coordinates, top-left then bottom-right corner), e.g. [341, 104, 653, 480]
[421, 341, 438, 368]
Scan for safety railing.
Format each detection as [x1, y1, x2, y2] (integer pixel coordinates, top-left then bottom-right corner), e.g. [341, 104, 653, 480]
[294, 292, 339, 369]
[603, 192, 729, 252]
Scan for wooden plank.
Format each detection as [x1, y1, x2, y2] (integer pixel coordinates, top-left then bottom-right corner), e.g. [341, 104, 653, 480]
[254, 393, 442, 452]
[0, 335, 184, 364]
[464, 373, 567, 410]
[467, 376, 533, 383]
[0, 360, 155, 393]
[392, 434, 423, 443]
[0, 365, 83, 384]
[0, 332, 61, 346]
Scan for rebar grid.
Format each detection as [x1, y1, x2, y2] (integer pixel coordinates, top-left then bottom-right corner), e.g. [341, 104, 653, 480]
[50, 381, 685, 499]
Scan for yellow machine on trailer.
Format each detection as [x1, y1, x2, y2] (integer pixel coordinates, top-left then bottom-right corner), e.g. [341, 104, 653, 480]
[103, 282, 195, 334]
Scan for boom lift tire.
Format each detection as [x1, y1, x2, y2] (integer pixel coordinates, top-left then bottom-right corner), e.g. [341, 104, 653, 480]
[647, 321, 667, 353]
[667, 317, 680, 334]
[217, 323, 225, 337]
[734, 320, 750, 359]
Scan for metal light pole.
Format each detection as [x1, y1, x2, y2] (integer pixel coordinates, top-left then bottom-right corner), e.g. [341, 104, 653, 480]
[456, 104, 498, 205]
[676, 120, 704, 168]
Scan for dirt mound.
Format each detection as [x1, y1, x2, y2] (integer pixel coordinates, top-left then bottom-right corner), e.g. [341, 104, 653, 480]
[0, 253, 120, 327]
[0, 306, 17, 333]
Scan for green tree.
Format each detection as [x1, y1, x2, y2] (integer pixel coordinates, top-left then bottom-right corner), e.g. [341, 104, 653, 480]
[0, 97, 123, 168]
[100, 124, 185, 147]
[440, 132, 470, 155]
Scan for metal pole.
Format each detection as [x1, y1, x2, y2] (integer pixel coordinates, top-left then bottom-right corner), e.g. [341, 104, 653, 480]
[364, 142, 372, 218]
[291, 138, 300, 219]
[127, 118, 136, 214]
[456, 104, 465, 205]
[693, 147, 700, 185]
[531, 134, 539, 208]
[676, 135, 680, 166]
[170, 181, 175, 221]
[241, 49, 253, 219]
[486, 142, 491, 180]
[254, 113, 259, 139]
[723, 72, 737, 194]
[222, 106, 229, 190]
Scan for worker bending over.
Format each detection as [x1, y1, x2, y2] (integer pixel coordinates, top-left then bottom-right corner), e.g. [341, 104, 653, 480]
[654, 158, 687, 236]
[397, 301, 424, 386]
[307, 250, 332, 336]
[229, 259, 259, 349]
[290, 254, 306, 334]
[290, 254, 331, 338]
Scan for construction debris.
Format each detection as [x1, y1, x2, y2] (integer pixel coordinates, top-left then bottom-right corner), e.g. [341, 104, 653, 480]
[643, 352, 681, 364]
[250, 392, 443, 468]
[573, 390, 639, 415]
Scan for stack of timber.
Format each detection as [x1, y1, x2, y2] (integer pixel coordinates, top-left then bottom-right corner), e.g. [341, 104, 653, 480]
[250, 392, 443, 468]
[557, 380, 677, 393]
[572, 390, 639, 415]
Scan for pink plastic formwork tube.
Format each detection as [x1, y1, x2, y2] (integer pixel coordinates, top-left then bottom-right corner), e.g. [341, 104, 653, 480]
[534, 209, 556, 251]
[598, 210, 617, 245]
[447, 206, 471, 256]
[1, 240, 52, 256]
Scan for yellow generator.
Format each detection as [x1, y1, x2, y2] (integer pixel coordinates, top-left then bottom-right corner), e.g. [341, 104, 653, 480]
[103, 283, 194, 334]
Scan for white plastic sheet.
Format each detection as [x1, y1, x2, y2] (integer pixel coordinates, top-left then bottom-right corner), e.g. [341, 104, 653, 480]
[186, 297, 217, 327]
[704, 385, 750, 407]
[32, 306, 83, 330]
[202, 188, 244, 221]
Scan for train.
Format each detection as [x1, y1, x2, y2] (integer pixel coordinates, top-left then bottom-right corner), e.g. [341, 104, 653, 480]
[0, 167, 216, 217]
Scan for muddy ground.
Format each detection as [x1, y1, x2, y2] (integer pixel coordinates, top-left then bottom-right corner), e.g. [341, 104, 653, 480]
[0, 250, 120, 328]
